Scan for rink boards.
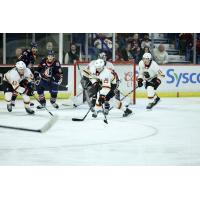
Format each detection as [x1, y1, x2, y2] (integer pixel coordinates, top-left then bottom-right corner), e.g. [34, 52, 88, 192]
[0, 64, 200, 99]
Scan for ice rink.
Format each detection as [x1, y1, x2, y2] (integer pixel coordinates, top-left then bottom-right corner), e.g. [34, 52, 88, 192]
[0, 97, 200, 165]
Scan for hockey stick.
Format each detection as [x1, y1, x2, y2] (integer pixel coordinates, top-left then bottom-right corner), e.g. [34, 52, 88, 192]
[120, 85, 138, 101]
[109, 85, 139, 111]
[39, 77, 68, 90]
[62, 91, 84, 107]
[72, 107, 92, 121]
[32, 94, 54, 116]
[76, 63, 94, 109]
[0, 115, 58, 133]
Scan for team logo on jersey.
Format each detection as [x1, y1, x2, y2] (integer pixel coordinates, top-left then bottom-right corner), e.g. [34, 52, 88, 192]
[12, 81, 18, 86]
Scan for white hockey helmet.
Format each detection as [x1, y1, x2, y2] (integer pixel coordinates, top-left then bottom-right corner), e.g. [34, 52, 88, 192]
[16, 61, 26, 75]
[94, 59, 105, 71]
[143, 53, 152, 60]
[16, 61, 26, 70]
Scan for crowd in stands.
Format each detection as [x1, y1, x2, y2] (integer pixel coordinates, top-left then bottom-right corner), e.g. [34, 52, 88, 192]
[10, 33, 200, 65]
[70, 33, 200, 64]
[85, 33, 169, 64]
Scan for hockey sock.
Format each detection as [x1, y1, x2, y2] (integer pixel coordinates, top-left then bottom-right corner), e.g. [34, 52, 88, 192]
[11, 91, 18, 101]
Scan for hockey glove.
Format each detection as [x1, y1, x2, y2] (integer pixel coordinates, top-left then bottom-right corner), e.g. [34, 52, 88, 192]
[98, 95, 106, 105]
[34, 71, 40, 79]
[19, 79, 29, 87]
[137, 78, 143, 87]
[57, 78, 63, 85]
[34, 72, 41, 85]
[25, 82, 34, 96]
[143, 71, 150, 78]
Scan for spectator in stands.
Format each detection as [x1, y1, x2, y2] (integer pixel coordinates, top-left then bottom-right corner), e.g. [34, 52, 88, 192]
[126, 33, 141, 63]
[15, 48, 23, 60]
[93, 36, 112, 52]
[153, 44, 168, 64]
[115, 42, 122, 61]
[132, 42, 141, 64]
[128, 33, 141, 50]
[179, 33, 193, 55]
[139, 46, 151, 61]
[121, 43, 134, 61]
[141, 34, 151, 49]
[92, 35, 113, 61]
[117, 33, 129, 49]
[64, 43, 81, 64]
[195, 34, 200, 63]
[196, 39, 200, 63]
[46, 42, 53, 51]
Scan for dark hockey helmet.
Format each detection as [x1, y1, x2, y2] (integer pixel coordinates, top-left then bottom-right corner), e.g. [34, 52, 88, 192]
[30, 42, 38, 49]
[47, 50, 55, 56]
[98, 51, 107, 61]
[30, 42, 38, 54]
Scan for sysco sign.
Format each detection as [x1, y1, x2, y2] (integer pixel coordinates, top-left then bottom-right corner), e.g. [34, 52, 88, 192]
[166, 69, 200, 87]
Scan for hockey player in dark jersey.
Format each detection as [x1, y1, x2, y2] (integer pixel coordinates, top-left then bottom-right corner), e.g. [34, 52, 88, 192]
[11, 42, 38, 106]
[18, 42, 38, 70]
[34, 50, 63, 109]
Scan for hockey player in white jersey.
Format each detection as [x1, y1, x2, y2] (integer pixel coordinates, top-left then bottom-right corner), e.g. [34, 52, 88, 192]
[80, 58, 105, 109]
[72, 52, 115, 107]
[3, 61, 35, 114]
[92, 59, 132, 118]
[137, 53, 165, 110]
[97, 51, 132, 117]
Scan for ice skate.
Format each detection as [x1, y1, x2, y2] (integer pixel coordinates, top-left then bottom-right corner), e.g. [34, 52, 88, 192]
[123, 108, 132, 117]
[92, 110, 98, 118]
[25, 107, 35, 114]
[37, 104, 45, 109]
[146, 96, 160, 110]
[51, 102, 59, 109]
[7, 104, 12, 112]
[11, 100, 15, 107]
[153, 96, 160, 105]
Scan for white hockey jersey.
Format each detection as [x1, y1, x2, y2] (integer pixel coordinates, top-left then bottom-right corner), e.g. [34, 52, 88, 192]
[138, 60, 165, 81]
[98, 67, 116, 96]
[83, 60, 114, 83]
[3, 67, 33, 93]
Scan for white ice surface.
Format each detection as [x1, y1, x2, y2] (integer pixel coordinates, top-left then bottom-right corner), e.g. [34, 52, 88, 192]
[0, 97, 200, 165]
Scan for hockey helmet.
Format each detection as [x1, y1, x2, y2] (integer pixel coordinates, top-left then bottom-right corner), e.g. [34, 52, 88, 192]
[47, 50, 55, 56]
[94, 59, 105, 71]
[30, 42, 38, 49]
[30, 42, 38, 54]
[143, 53, 152, 60]
[16, 61, 26, 75]
[98, 52, 107, 61]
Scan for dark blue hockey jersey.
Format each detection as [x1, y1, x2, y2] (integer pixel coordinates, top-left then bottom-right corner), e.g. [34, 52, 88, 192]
[36, 58, 63, 82]
[18, 49, 36, 67]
